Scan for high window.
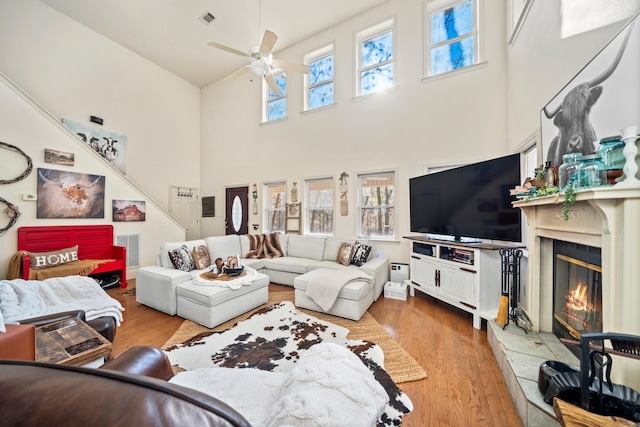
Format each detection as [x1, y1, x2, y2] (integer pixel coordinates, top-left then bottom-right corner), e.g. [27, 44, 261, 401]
[305, 177, 334, 235]
[356, 19, 395, 96]
[304, 45, 334, 110]
[266, 72, 287, 122]
[264, 182, 286, 233]
[425, 0, 479, 77]
[357, 171, 395, 238]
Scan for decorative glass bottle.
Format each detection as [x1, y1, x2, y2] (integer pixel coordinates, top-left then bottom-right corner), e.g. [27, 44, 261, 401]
[576, 154, 607, 189]
[558, 152, 582, 191]
[597, 136, 624, 184]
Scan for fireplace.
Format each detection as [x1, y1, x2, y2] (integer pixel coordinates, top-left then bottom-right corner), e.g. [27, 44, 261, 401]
[515, 187, 640, 392]
[552, 241, 602, 355]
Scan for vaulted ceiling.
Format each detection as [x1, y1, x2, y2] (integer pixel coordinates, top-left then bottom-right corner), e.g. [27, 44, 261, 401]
[38, 0, 388, 88]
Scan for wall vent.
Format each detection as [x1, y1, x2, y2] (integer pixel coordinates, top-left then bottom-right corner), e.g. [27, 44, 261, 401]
[115, 233, 141, 268]
[199, 11, 215, 25]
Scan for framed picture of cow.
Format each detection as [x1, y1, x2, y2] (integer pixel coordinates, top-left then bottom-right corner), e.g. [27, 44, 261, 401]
[37, 168, 105, 219]
[62, 118, 128, 174]
[540, 12, 640, 168]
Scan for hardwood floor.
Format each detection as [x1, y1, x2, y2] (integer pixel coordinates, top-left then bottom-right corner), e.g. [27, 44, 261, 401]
[107, 281, 522, 427]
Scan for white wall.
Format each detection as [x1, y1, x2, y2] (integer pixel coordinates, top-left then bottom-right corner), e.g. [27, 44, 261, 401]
[0, 0, 199, 279]
[0, 0, 201, 208]
[0, 75, 185, 280]
[200, 0, 509, 262]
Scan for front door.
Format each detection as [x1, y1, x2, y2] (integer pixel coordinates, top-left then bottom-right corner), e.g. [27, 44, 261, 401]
[225, 186, 248, 235]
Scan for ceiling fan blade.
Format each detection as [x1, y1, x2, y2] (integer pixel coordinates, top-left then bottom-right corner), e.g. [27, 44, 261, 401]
[264, 73, 281, 95]
[224, 65, 250, 82]
[259, 30, 278, 57]
[207, 41, 247, 58]
[272, 59, 310, 74]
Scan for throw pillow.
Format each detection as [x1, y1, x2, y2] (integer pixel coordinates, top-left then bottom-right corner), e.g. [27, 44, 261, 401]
[26, 245, 79, 270]
[245, 234, 266, 259]
[264, 233, 284, 258]
[336, 242, 354, 266]
[168, 245, 195, 272]
[351, 241, 372, 267]
[192, 245, 211, 270]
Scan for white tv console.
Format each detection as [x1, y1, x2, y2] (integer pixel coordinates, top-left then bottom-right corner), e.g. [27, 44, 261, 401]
[405, 236, 523, 329]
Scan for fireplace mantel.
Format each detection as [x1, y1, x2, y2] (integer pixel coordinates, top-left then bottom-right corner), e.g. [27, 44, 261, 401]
[515, 186, 640, 390]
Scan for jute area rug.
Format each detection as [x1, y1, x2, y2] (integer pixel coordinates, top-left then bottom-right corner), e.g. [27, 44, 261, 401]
[162, 290, 426, 384]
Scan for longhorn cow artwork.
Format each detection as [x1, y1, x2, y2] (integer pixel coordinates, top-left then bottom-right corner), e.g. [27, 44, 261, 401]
[541, 16, 639, 167]
[37, 168, 105, 218]
[62, 119, 128, 174]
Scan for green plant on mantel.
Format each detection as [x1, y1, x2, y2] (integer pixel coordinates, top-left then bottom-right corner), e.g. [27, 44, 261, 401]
[563, 185, 576, 221]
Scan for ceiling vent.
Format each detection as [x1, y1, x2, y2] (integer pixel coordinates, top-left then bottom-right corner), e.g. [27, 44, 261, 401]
[199, 11, 215, 25]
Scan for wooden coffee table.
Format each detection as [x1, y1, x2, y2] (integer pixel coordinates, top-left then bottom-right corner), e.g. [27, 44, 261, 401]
[36, 318, 111, 366]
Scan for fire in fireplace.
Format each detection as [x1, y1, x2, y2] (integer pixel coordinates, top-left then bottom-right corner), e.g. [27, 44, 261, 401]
[552, 241, 602, 356]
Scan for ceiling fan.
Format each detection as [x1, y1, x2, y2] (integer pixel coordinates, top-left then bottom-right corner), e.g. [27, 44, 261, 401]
[207, 29, 309, 95]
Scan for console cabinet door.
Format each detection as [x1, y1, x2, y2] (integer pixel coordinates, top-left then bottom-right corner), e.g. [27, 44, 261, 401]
[438, 263, 477, 307]
[410, 255, 438, 293]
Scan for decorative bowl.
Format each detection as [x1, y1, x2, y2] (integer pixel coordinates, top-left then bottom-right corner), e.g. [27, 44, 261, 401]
[224, 266, 244, 276]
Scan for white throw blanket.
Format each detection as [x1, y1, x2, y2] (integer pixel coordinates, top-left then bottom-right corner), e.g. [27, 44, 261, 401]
[305, 269, 373, 311]
[191, 266, 259, 290]
[169, 342, 388, 427]
[0, 276, 125, 326]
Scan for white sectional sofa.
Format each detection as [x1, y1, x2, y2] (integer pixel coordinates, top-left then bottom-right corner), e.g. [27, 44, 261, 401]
[136, 234, 389, 316]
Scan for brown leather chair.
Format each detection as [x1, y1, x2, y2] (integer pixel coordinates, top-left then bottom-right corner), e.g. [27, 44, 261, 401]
[0, 346, 252, 427]
[0, 324, 36, 360]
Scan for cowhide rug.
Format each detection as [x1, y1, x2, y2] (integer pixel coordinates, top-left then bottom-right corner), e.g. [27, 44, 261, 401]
[164, 301, 413, 426]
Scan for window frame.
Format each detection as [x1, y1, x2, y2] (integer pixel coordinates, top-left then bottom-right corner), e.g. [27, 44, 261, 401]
[304, 44, 335, 111]
[423, 0, 482, 79]
[264, 71, 287, 123]
[355, 18, 396, 97]
[263, 181, 287, 233]
[304, 176, 335, 236]
[356, 169, 397, 240]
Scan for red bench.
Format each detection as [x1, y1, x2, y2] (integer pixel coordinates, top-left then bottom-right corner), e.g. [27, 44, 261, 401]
[17, 225, 127, 288]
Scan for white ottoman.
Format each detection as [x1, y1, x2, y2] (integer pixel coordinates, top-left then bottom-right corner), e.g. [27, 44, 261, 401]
[176, 272, 270, 328]
[294, 268, 374, 321]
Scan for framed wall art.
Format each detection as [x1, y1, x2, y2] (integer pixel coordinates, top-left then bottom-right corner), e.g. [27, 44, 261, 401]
[113, 199, 146, 222]
[62, 118, 128, 174]
[44, 148, 74, 166]
[540, 13, 640, 167]
[37, 167, 105, 218]
[202, 196, 215, 217]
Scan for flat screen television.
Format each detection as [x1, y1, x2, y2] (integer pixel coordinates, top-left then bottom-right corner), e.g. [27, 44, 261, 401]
[409, 153, 522, 242]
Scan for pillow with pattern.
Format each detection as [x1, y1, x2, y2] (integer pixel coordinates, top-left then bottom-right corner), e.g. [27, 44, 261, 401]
[336, 242, 354, 266]
[350, 241, 372, 267]
[169, 245, 195, 271]
[26, 245, 79, 270]
[192, 245, 211, 270]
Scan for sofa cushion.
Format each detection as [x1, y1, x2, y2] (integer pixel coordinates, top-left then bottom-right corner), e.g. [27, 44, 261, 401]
[192, 245, 211, 270]
[351, 241, 373, 267]
[205, 235, 242, 261]
[160, 240, 206, 269]
[264, 257, 312, 275]
[336, 242, 355, 266]
[286, 235, 325, 261]
[278, 234, 289, 255]
[323, 237, 355, 261]
[168, 245, 196, 272]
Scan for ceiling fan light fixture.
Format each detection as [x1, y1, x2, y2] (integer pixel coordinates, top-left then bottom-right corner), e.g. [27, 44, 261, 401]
[250, 60, 270, 77]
